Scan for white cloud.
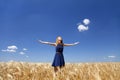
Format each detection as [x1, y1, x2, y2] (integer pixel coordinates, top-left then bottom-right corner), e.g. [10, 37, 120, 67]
[108, 56, 116, 58]
[8, 45, 18, 50]
[2, 45, 18, 53]
[2, 49, 16, 53]
[77, 18, 90, 32]
[78, 24, 89, 32]
[83, 19, 90, 25]
[23, 48, 27, 51]
[19, 52, 25, 55]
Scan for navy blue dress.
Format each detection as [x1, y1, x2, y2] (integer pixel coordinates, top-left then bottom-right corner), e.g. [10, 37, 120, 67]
[52, 44, 65, 67]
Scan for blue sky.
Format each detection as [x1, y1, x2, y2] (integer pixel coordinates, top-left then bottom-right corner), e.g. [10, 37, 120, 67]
[0, 0, 120, 62]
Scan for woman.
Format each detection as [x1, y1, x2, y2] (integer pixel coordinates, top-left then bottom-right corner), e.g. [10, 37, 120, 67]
[38, 36, 79, 77]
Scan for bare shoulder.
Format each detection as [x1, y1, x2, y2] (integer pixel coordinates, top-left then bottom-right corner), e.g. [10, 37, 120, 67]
[48, 42, 56, 46]
[54, 43, 57, 46]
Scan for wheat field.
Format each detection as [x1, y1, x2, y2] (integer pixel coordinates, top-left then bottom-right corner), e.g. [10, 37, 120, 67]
[0, 61, 120, 80]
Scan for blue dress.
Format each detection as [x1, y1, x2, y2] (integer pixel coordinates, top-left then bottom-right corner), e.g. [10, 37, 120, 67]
[52, 44, 65, 67]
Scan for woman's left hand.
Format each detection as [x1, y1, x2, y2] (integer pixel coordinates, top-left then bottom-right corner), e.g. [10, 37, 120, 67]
[74, 42, 80, 45]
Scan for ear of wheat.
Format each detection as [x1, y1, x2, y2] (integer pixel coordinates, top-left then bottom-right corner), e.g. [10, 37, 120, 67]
[0, 61, 120, 80]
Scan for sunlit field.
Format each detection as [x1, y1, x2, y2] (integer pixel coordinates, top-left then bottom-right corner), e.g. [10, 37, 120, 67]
[0, 61, 120, 80]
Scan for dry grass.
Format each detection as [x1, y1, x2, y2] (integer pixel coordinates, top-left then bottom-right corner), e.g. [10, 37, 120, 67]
[0, 61, 120, 80]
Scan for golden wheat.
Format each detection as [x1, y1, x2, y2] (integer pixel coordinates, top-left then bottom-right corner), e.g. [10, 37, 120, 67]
[0, 61, 120, 80]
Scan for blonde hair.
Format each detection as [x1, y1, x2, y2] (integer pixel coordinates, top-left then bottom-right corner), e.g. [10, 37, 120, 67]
[56, 36, 63, 45]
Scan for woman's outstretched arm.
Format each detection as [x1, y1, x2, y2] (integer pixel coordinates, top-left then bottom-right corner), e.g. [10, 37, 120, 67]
[38, 40, 56, 46]
[64, 42, 79, 46]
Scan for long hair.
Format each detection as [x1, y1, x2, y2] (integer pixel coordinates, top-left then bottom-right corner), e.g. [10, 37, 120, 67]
[56, 36, 63, 45]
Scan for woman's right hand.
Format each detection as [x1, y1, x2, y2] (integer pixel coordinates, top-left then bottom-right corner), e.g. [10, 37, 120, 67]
[38, 40, 43, 43]
[38, 40, 48, 44]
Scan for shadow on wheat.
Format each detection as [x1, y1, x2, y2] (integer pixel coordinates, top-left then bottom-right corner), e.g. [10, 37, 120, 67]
[0, 61, 120, 80]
